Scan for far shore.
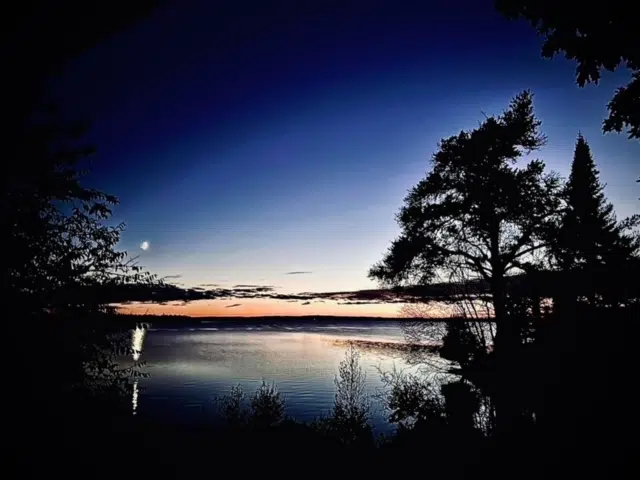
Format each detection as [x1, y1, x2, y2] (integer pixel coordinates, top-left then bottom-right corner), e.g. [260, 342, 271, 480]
[112, 313, 494, 327]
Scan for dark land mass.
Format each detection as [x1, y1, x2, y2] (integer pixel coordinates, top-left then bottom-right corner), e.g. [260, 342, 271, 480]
[333, 338, 440, 355]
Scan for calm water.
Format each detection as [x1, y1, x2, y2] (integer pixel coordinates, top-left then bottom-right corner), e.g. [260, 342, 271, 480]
[127, 320, 435, 430]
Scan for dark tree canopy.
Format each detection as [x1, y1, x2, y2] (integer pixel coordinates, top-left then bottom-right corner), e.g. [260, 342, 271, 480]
[3, 3, 164, 409]
[4, 2, 165, 316]
[4, 1, 164, 81]
[495, 1, 640, 139]
[5, 107, 158, 316]
[4, 1, 166, 135]
[369, 90, 561, 352]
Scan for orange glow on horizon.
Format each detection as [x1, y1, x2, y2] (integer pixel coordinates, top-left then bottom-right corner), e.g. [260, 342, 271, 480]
[117, 297, 411, 318]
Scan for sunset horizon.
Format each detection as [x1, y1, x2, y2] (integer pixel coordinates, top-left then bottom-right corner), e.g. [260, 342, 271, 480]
[117, 297, 413, 318]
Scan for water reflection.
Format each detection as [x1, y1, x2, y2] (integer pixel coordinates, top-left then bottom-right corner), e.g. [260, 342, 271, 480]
[129, 322, 430, 428]
[132, 325, 146, 361]
[132, 380, 139, 415]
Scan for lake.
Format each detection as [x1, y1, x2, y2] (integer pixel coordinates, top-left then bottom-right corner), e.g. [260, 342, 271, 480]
[127, 320, 442, 431]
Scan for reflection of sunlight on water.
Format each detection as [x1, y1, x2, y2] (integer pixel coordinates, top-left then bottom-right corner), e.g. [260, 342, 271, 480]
[132, 325, 146, 361]
[132, 380, 139, 415]
[132, 323, 426, 428]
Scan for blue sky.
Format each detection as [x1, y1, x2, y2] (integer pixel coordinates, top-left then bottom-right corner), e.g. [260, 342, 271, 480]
[50, 1, 639, 316]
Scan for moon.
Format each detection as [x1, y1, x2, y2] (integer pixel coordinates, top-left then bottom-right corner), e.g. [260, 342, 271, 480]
[140, 241, 150, 251]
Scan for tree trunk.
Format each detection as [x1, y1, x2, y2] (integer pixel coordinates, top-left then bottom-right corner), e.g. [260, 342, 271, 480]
[487, 224, 524, 444]
[490, 268, 524, 445]
[492, 271, 519, 357]
[488, 220, 518, 357]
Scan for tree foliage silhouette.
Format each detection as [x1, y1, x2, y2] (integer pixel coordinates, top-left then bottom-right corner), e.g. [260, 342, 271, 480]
[5, 1, 163, 91]
[325, 345, 373, 446]
[6, 108, 158, 317]
[5, 2, 166, 317]
[369, 90, 561, 354]
[555, 134, 639, 268]
[250, 381, 286, 429]
[552, 134, 639, 305]
[495, 1, 640, 139]
[4, 103, 161, 420]
[3, 3, 165, 431]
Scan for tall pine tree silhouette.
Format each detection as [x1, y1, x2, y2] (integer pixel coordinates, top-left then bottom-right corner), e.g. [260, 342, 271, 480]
[555, 134, 639, 304]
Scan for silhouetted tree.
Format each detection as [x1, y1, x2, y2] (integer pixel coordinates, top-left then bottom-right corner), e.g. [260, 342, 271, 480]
[369, 91, 562, 356]
[216, 384, 249, 428]
[318, 345, 373, 447]
[440, 318, 487, 370]
[4, 2, 165, 319]
[495, 1, 640, 138]
[441, 381, 481, 434]
[5, 1, 164, 103]
[250, 381, 286, 429]
[378, 364, 445, 432]
[216, 381, 286, 430]
[552, 134, 639, 305]
[398, 303, 452, 370]
[3, 5, 165, 454]
[402, 263, 498, 373]
[4, 106, 161, 436]
[6, 106, 157, 317]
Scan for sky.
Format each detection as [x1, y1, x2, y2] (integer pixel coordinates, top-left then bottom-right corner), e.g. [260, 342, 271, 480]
[50, 0, 639, 317]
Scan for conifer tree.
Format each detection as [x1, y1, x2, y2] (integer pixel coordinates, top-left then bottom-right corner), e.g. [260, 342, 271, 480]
[554, 134, 639, 304]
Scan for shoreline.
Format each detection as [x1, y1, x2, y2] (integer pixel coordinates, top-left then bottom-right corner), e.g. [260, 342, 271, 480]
[115, 313, 496, 327]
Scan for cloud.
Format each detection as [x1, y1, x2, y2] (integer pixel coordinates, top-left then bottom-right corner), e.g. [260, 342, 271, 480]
[232, 286, 277, 293]
[284, 271, 312, 275]
[106, 283, 421, 306]
[107, 273, 530, 307]
[232, 284, 278, 292]
[163, 274, 183, 280]
[337, 301, 375, 305]
[225, 303, 242, 308]
[301, 301, 311, 305]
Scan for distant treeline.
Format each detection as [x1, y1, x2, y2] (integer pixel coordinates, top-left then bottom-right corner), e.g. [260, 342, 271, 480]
[112, 313, 476, 328]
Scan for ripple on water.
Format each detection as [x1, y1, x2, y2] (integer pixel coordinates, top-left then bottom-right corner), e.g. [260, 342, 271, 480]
[128, 322, 429, 430]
